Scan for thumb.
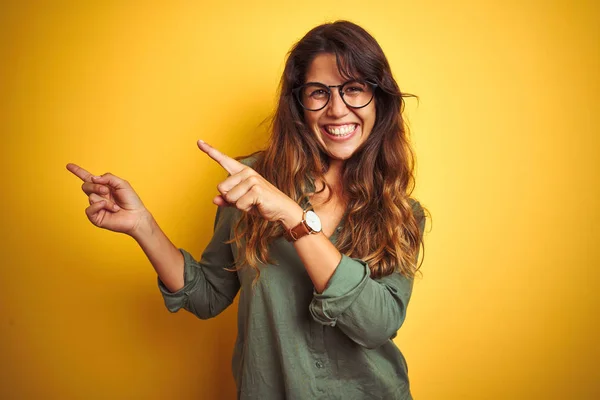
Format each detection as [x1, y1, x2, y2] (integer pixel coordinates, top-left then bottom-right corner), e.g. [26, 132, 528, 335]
[213, 195, 233, 207]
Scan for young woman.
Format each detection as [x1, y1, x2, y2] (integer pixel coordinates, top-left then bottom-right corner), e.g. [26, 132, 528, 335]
[68, 20, 426, 400]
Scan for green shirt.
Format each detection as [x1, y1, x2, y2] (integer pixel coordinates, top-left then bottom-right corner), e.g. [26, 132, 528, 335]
[158, 197, 425, 400]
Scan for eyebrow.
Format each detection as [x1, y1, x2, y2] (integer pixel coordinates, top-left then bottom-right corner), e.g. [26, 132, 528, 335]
[303, 78, 364, 86]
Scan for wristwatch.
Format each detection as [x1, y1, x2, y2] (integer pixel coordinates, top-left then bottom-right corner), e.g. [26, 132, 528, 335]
[284, 209, 322, 242]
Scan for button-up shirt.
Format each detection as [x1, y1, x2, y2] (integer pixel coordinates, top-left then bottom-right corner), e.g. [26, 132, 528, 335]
[158, 193, 425, 400]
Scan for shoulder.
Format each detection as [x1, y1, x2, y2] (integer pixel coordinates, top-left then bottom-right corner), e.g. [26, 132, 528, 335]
[408, 198, 424, 219]
[408, 198, 426, 233]
[236, 151, 263, 168]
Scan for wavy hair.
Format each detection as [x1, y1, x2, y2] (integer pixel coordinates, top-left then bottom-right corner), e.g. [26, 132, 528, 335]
[231, 20, 426, 280]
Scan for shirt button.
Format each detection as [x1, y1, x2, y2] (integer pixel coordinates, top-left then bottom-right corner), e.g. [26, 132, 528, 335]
[315, 361, 324, 369]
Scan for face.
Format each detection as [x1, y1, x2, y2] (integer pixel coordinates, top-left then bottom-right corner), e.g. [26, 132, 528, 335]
[302, 53, 376, 162]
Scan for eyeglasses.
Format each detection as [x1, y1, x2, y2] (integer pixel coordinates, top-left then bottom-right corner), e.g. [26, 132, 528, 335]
[293, 80, 378, 111]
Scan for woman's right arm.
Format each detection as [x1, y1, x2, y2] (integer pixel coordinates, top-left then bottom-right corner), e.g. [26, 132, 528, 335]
[66, 163, 240, 319]
[155, 205, 240, 318]
[130, 212, 185, 293]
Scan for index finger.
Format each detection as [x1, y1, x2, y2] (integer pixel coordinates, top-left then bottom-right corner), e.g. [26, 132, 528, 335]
[197, 140, 245, 175]
[66, 163, 95, 182]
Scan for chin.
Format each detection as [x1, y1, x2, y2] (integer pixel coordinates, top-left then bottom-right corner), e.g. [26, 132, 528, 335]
[323, 145, 361, 162]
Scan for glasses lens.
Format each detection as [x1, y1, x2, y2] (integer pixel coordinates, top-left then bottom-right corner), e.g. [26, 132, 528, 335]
[341, 81, 374, 108]
[299, 83, 329, 110]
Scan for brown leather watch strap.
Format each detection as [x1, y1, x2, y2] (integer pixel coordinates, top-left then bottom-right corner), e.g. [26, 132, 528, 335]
[284, 220, 310, 241]
[284, 210, 311, 242]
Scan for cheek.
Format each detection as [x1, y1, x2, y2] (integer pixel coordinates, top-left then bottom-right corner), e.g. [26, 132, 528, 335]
[369, 106, 377, 130]
[303, 110, 322, 130]
[358, 107, 377, 132]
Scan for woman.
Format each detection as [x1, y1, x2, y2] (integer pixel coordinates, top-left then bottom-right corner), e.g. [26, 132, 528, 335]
[67, 20, 426, 400]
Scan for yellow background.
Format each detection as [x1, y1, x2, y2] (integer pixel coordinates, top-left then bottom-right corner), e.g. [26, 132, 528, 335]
[1, 1, 599, 399]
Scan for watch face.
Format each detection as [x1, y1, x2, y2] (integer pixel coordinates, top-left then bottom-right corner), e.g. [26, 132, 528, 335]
[305, 210, 322, 232]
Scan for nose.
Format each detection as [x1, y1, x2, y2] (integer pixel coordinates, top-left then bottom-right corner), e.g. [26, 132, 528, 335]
[326, 88, 349, 118]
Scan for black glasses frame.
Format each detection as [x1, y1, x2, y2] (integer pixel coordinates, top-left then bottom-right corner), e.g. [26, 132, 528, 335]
[292, 80, 379, 111]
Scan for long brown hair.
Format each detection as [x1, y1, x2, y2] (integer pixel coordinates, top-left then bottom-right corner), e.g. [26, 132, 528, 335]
[232, 20, 426, 280]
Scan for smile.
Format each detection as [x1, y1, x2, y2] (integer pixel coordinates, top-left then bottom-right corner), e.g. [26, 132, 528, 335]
[324, 124, 357, 137]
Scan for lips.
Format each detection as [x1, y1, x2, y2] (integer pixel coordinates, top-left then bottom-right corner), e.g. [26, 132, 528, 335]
[323, 124, 357, 137]
[321, 124, 360, 141]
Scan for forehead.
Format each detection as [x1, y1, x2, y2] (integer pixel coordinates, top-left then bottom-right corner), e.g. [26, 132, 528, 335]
[305, 53, 355, 85]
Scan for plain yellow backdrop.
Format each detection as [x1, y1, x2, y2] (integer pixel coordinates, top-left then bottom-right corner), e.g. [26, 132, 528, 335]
[1, 1, 599, 399]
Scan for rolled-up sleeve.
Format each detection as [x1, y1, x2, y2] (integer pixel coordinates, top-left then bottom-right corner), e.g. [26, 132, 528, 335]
[309, 199, 426, 349]
[157, 206, 241, 320]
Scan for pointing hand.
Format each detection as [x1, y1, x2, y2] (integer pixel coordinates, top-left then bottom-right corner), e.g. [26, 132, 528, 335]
[66, 163, 150, 235]
[197, 140, 302, 228]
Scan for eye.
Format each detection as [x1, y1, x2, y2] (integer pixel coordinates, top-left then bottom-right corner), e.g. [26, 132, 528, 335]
[344, 83, 366, 94]
[309, 89, 328, 98]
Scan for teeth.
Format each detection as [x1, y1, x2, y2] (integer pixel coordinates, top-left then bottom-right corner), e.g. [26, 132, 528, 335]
[325, 124, 356, 136]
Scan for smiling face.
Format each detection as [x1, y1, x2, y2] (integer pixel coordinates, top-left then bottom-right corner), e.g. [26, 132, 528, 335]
[302, 53, 376, 162]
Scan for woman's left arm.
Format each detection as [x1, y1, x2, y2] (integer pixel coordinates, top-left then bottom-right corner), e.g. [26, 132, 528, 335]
[197, 141, 425, 348]
[300, 200, 425, 349]
[308, 255, 416, 349]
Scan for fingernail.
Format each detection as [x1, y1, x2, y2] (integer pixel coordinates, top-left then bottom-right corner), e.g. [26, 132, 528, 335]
[92, 176, 101, 180]
[113, 204, 120, 211]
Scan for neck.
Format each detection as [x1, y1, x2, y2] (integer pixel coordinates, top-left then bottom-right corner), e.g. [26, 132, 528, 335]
[324, 159, 344, 198]
[311, 159, 346, 206]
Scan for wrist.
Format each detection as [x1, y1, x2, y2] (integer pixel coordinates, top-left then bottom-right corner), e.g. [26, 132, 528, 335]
[130, 209, 156, 241]
[279, 203, 304, 230]
[281, 206, 323, 242]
